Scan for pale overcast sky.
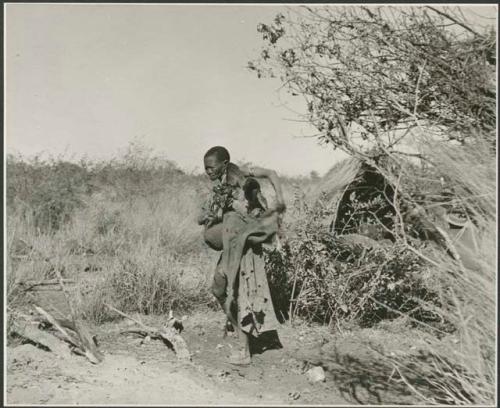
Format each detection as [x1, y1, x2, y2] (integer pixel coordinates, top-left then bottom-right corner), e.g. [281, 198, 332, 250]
[4, 4, 497, 176]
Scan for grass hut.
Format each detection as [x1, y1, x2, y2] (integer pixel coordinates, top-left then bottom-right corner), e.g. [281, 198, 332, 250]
[312, 157, 395, 242]
[313, 153, 480, 264]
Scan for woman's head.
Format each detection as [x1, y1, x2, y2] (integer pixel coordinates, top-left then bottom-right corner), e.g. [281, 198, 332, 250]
[204, 146, 230, 181]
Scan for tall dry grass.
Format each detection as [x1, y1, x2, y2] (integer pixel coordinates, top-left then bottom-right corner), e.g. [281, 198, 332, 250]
[6, 146, 217, 324]
[384, 135, 497, 405]
[6, 145, 311, 325]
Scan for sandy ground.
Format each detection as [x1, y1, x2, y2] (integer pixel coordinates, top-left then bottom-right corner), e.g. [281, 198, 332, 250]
[6, 310, 431, 405]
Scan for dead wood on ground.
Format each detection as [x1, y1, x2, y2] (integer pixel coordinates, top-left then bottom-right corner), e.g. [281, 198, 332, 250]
[13, 279, 76, 293]
[105, 303, 191, 362]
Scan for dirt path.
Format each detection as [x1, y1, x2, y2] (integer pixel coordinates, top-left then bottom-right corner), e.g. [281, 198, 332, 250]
[6, 310, 424, 405]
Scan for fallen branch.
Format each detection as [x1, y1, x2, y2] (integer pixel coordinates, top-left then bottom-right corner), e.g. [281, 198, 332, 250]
[105, 303, 191, 361]
[9, 306, 99, 362]
[34, 306, 81, 348]
[19, 278, 75, 287]
[10, 319, 72, 359]
[15, 278, 75, 293]
[53, 267, 104, 364]
[33, 305, 103, 364]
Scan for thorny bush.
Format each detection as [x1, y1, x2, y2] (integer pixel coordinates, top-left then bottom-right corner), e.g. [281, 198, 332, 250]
[268, 191, 444, 328]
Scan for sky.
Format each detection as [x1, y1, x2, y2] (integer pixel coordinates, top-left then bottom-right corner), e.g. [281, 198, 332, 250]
[4, 4, 497, 176]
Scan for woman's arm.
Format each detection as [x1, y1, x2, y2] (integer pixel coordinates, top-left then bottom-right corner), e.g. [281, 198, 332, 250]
[197, 196, 217, 226]
[240, 166, 286, 213]
[197, 204, 210, 225]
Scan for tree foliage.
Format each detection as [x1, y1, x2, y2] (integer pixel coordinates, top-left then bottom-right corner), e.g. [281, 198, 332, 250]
[249, 6, 496, 155]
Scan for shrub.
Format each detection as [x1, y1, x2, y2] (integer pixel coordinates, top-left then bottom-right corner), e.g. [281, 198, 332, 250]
[275, 192, 443, 327]
[7, 154, 93, 233]
[73, 249, 216, 324]
[265, 245, 294, 322]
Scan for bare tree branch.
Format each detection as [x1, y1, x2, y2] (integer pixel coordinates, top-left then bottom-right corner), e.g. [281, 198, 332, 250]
[426, 6, 483, 37]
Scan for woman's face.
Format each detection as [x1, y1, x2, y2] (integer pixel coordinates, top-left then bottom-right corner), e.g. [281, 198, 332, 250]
[204, 155, 227, 181]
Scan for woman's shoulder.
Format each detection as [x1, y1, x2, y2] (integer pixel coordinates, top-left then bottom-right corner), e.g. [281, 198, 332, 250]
[226, 162, 244, 186]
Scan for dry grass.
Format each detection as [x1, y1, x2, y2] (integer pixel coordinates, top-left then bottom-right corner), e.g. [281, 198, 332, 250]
[6, 150, 309, 325]
[6, 138, 496, 404]
[6, 150, 217, 324]
[386, 136, 497, 405]
[268, 134, 496, 404]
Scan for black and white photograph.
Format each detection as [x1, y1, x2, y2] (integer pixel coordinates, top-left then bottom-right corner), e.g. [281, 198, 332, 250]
[3, 2, 497, 406]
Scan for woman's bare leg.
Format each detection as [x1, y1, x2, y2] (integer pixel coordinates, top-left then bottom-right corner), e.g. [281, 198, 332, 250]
[237, 326, 250, 357]
[228, 325, 251, 365]
[223, 311, 251, 365]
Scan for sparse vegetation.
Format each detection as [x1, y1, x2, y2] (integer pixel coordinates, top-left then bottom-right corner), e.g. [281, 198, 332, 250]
[7, 136, 496, 405]
[6, 5, 495, 405]
[6, 144, 216, 324]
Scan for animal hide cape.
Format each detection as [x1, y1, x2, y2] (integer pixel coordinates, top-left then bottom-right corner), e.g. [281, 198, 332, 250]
[219, 210, 280, 336]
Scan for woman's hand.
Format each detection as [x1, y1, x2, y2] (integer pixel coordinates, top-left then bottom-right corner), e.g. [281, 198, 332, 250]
[197, 209, 216, 226]
[262, 199, 286, 217]
[205, 215, 217, 227]
[241, 166, 286, 214]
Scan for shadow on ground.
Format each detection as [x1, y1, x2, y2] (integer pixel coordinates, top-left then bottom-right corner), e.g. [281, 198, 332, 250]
[249, 330, 283, 355]
[317, 351, 415, 404]
[302, 341, 475, 405]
